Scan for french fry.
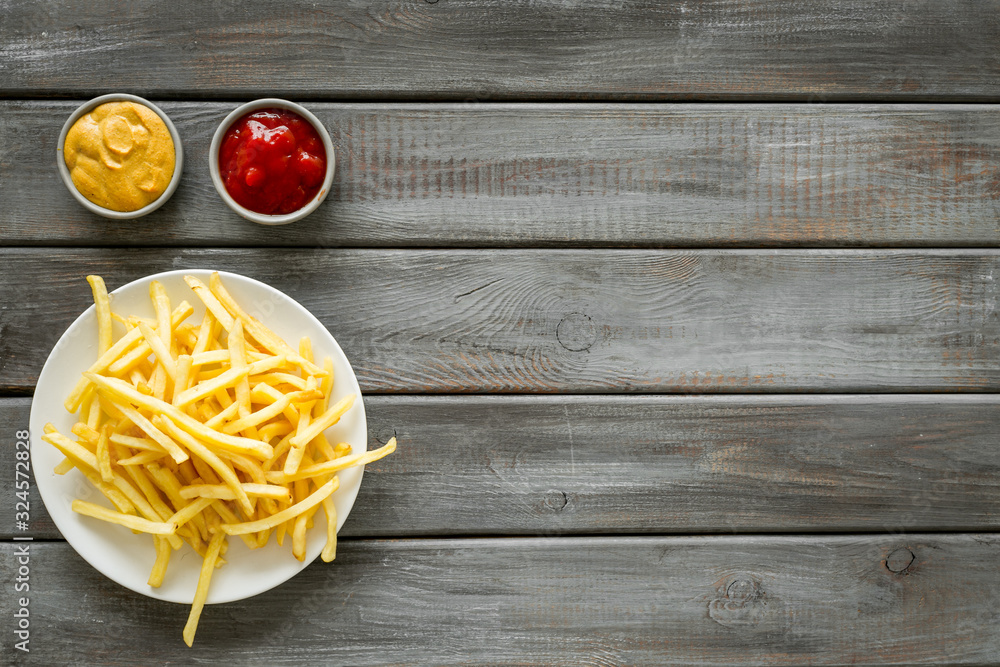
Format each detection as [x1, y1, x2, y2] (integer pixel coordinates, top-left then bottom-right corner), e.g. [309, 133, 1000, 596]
[105, 303, 193, 378]
[184, 276, 235, 331]
[166, 497, 215, 529]
[288, 394, 355, 449]
[179, 483, 291, 502]
[109, 399, 189, 464]
[86, 275, 113, 356]
[117, 451, 167, 466]
[155, 416, 254, 515]
[221, 477, 338, 535]
[267, 439, 396, 485]
[150, 281, 172, 349]
[96, 424, 113, 482]
[173, 367, 249, 409]
[138, 322, 177, 381]
[204, 401, 240, 430]
[208, 272, 325, 377]
[72, 500, 177, 535]
[109, 433, 166, 453]
[320, 495, 337, 562]
[228, 319, 252, 418]
[172, 354, 193, 405]
[221, 389, 321, 435]
[64, 326, 143, 413]
[148, 536, 171, 587]
[183, 530, 226, 647]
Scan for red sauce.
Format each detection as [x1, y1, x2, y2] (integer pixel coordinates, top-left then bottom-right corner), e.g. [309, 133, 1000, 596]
[218, 108, 327, 215]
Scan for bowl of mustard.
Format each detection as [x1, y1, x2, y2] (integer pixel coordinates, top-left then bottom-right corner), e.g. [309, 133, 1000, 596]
[57, 94, 183, 219]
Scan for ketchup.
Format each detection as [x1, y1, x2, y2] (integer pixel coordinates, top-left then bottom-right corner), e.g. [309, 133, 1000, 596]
[218, 108, 327, 215]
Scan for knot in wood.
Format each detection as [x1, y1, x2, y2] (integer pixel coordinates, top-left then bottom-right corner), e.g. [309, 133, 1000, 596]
[556, 312, 597, 352]
[375, 426, 398, 446]
[726, 577, 758, 602]
[886, 547, 915, 574]
[544, 489, 569, 512]
[708, 575, 766, 627]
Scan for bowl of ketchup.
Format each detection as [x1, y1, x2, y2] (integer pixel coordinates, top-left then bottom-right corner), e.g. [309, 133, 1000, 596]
[210, 99, 335, 225]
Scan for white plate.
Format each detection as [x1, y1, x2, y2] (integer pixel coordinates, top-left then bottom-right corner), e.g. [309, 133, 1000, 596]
[29, 270, 367, 604]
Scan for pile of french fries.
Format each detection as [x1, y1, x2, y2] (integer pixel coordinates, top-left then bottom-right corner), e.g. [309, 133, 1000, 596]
[42, 272, 395, 646]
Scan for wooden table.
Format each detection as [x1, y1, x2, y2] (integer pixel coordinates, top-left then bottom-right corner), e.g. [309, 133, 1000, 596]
[2, 2, 999, 664]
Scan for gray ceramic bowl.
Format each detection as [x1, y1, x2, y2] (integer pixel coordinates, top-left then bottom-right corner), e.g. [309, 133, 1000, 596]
[209, 99, 335, 225]
[56, 94, 183, 220]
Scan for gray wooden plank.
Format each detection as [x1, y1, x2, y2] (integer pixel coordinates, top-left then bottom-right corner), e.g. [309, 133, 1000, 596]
[1, 535, 997, 664]
[2, 1, 999, 100]
[3, 102, 999, 247]
[2, 248, 998, 393]
[8, 395, 1000, 540]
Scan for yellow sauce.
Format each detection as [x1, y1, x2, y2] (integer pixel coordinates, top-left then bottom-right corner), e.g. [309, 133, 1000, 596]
[63, 101, 176, 212]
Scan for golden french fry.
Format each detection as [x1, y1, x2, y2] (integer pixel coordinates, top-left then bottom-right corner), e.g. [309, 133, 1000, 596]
[72, 422, 100, 445]
[257, 421, 293, 443]
[109, 433, 166, 453]
[85, 390, 103, 430]
[172, 354, 193, 405]
[184, 275, 235, 331]
[147, 464, 210, 541]
[155, 416, 254, 515]
[204, 401, 240, 430]
[292, 511, 309, 562]
[250, 372, 309, 390]
[117, 451, 167, 466]
[150, 281, 172, 349]
[190, 310, 216, 357]
[105, 302, 193, 378]
[72, 500, 177, 535]
[208, 272, 325, 377]
[222, 389, 321, 435]
[64, 327, 143, 413]
[86, 275, 114, 356]
[166, 497, 215, 529]
[288, 393, 355, 448]
[268, 439, 396, 485]
[228, 319, 252, 417]
[96, 424, 113, 482]
[148, 536, 171, 588]
[179, 483, 291, 502]
[298, 336, 313, 363]
[320, 495, 337, 562]
[283, 445, 305, 476]
[221, 477, 338, 535]
[191, 350, 230, 365]
[183, 530, 226, 647]
[109, 399, 189, 464]
[173, 367, 249, 409]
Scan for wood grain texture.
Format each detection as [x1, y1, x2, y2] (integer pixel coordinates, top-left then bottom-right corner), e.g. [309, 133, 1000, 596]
[2, 535, 998, 664]
[3, 102, 999, 247]
[7, 395, 1000, 540]
[2, 1, 999, 100]
[1, 249, 998, 393]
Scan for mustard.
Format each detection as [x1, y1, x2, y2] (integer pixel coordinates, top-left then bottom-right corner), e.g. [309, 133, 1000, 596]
[63, 101, 175, 212]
